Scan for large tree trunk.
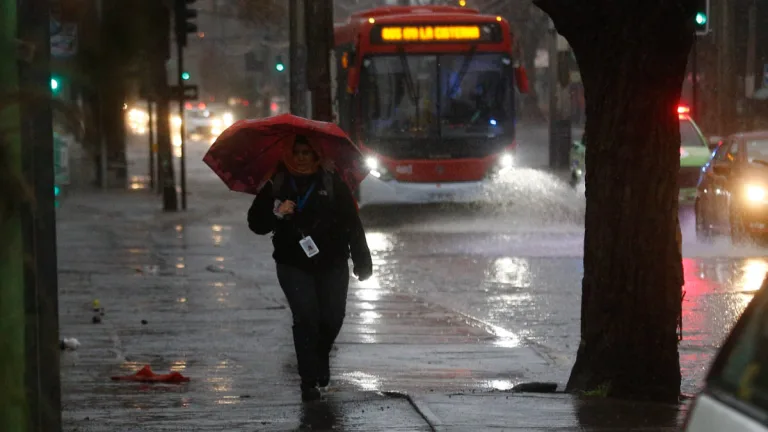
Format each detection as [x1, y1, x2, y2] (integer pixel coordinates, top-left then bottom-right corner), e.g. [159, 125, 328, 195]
[535, 0, 694, 402]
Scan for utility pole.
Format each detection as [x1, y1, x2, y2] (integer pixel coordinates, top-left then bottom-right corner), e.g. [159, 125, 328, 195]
[148, 100, 156, 191]
[547, 21, 572, 170]
[692, 38, 698, 121]
[149, 2, 179, 211]
[716, 0, 732, 135]
[16, 0, 63, 429]
[289, 0, 308, 117]
[174, 0, 198, 211]
[305, 0, 334, 122]
[1, 1, 28, 430]
[745, 0, 757, 129]
[548, 19, 558, 168]
[177, 42, 187, 210]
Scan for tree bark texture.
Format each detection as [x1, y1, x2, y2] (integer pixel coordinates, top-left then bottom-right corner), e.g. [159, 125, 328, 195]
[535, 0, 695, 402]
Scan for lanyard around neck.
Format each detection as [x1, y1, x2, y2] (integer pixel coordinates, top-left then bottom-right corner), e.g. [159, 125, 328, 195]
[290, 177, 316, 212]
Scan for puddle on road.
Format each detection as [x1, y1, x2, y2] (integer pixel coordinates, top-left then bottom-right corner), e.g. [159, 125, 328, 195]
[339, 371, 381, 391]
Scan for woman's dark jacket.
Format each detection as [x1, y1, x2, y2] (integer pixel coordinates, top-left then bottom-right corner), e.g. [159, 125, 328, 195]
[248, 169, 372, 273]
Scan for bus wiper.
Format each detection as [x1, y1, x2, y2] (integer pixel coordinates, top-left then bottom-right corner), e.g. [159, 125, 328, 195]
[397, 46, 419, 108]
[446, 45, 478, 100]
[397, 46, 421, 130]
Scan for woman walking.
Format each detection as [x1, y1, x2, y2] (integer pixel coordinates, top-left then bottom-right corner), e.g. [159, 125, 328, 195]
[248, 135, 373, 402]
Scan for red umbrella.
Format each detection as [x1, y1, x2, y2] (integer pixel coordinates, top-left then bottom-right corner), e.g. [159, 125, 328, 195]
[203, 113, 368, 195]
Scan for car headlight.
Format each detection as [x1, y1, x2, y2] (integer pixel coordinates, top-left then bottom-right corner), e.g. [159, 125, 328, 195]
[222, 112, 234, 126]
[746, 184, 767, 202]
[212, 118, 222, 129]
[172, 116, 182, 127]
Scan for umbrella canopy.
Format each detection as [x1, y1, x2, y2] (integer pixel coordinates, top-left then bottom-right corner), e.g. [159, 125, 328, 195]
[203, 114, 368, 195]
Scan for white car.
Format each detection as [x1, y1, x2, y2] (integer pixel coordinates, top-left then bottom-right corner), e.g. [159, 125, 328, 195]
[683, 281, 768, 431]
[185, 103, 235, 139]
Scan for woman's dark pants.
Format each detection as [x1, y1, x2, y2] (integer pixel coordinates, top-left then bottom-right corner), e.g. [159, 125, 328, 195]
[276, 263, 350, 387]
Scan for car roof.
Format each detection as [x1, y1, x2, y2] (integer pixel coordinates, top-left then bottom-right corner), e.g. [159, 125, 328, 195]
[730, 131, 768, 141]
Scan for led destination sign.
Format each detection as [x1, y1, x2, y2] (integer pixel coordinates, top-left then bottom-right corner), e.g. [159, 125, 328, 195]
[371, 23, 501, 44]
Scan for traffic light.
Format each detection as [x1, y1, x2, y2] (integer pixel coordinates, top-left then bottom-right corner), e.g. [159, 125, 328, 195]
[181, 72, 190, 80]
[50, 77, 60, 93]
[174, 0, 198, 47]
[694, 0, 709, 35]
[275, 56, 285, 72]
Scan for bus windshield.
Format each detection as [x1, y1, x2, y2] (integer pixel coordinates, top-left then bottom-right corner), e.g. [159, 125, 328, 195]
[362, 53, 513, 140]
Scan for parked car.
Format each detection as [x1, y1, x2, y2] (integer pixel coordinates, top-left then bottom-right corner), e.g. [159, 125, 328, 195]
[683, 278, 768, 431]
[569, 105, 712, 203]
[695, 131, 768, 243]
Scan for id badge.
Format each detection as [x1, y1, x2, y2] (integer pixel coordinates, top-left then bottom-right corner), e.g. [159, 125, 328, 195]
[299, 236, 320, 258]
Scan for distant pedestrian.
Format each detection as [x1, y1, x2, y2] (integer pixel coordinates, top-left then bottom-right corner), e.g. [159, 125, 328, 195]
[248, 134, 373, 402]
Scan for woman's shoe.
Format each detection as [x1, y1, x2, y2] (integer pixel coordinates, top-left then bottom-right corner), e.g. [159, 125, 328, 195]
[301, 384, 322, 402]
[318, 375, 330, 388]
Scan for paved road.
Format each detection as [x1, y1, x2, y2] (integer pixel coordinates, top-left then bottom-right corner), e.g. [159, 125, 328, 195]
[123, 122, 763, 395]
[61, 121, 763, 430]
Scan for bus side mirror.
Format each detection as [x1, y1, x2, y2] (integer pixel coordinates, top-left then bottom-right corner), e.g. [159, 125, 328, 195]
[514, 66, 529, 94]
[347, 67, 360, 94]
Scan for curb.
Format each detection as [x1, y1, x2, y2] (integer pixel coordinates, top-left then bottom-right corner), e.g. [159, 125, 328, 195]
[382, 391, 443, 432]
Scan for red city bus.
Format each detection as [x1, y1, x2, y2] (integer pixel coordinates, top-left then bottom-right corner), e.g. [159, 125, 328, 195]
[332, 5, 528, 207]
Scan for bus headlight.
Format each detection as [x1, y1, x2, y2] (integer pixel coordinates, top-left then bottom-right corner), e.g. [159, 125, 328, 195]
[499, 153, 514, 168]
[365, 156, 391, 180]
[746, 184, 767, 202]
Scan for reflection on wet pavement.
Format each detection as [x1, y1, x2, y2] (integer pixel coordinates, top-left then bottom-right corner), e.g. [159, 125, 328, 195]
[360, 206, 768, 394]
[59, 137, 768, 430]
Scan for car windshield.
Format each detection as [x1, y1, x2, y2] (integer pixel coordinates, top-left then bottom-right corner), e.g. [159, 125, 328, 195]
[680, 118, 706, 147]
[189, 110, 215, 119]
[361, 53, 512, 139]
[579, 118, 706, 147]
[747, 139, 768, 163]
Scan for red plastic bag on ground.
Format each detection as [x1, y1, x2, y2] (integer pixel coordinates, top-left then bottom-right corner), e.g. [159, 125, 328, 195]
[111, 365, 190, 383]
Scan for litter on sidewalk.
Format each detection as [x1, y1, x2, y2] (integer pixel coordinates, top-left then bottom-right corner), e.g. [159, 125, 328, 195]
[111, 365, 190, 384]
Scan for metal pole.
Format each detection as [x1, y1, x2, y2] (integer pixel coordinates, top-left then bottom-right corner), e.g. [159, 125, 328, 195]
[150, 2, 178, 211]
[177, 42, 187, 210]
[17, 0, 62, 429]
[548, 20, 558, 168]
[692, 37, 698, 122]
[745, 0, 756, 129]
[148, 99, 156, 190]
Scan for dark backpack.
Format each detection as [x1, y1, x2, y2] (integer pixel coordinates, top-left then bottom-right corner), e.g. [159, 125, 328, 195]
[271, 170, 334, 204]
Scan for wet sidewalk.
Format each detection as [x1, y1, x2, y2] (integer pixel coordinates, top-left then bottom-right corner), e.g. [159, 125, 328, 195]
[57, 179, 684, 431]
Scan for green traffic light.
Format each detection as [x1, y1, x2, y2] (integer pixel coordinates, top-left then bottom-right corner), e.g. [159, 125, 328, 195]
[50, 78, 60, 91]
[181, 72, 190, 80]
[275, 63, 285, 72]
[695, 12, 707, 25]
